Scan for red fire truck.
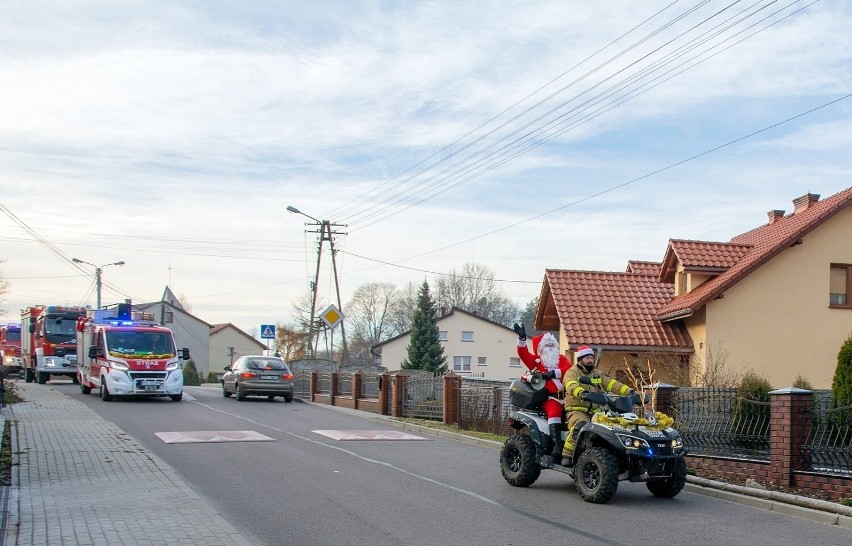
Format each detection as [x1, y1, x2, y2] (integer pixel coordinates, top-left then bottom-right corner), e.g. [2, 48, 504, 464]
[1, 323, 23, 376]
[21, 305, 88, 384]
[76, 307, 190, 401]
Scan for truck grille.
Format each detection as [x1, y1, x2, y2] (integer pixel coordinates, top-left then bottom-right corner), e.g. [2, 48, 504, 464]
[128, 372, 167, 380]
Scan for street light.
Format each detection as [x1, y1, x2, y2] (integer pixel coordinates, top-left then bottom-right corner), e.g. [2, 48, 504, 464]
[287, 205, 347, 362]
[72, 258, 125, 309]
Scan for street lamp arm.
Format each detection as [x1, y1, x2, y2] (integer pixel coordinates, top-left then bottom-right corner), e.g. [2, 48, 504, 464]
[286, 205, 321, 223]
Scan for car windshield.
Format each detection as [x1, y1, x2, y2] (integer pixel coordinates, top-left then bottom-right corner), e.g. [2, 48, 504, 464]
[106, 331, 175, 357]
[246, 358, 288, 371]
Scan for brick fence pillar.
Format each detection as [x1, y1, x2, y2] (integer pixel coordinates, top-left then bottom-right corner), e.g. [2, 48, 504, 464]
[329, 371, 339, 406]
[654, 383, 677, 416]
[769, 387, 813, 487]
[378, 371, 391, 415]
[443, 372, 461, 425]
[391, 371, 408, 417]
[310, 371, 318, 403]
[352, 371, 363, 409]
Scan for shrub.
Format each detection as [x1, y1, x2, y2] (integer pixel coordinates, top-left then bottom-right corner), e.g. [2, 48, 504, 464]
[205, 371, 219, 383]
[732, 371, 772, 447]
[739, 371, 773, 400]
[792, 376, 813, 390]
[182, 360, 200, 386]
[832, 334, 852, 407]
[2, 380, 21, 405]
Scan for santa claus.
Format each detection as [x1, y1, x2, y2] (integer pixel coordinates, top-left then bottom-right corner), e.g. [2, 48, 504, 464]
[513, 323, 573, 464]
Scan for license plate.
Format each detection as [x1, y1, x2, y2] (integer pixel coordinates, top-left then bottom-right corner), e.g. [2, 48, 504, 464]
[260, 375, 277, 380]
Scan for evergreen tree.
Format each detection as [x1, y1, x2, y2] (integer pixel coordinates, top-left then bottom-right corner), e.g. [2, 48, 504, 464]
[832, 334, 852, 407]
[401, 281, 447, 374]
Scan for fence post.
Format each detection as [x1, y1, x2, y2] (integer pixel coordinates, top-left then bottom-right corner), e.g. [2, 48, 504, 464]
[310, 371, 318, 403]
[352, 371, 363, 409]
[378, 371, 391, 415]
[330, 371, 339, 406]
[391, 371, 408, 417]
[769, 387, 812, 487]
[443, 372, 461, 425]
[654, 383, 677, 416]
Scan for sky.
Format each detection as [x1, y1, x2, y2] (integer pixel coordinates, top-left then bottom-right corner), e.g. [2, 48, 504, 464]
[2, 0, 852, 341]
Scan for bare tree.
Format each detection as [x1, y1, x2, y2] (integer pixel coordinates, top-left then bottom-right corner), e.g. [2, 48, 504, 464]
[345, 282, 401, 362]
[389, 281, 419, 334]
[0, 259, 8, 314]
[433, 262, 519, 326]
[692, 343, 742, 387]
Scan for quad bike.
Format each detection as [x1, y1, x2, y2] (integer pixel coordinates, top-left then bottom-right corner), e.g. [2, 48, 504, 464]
[500, 373, 688, 504]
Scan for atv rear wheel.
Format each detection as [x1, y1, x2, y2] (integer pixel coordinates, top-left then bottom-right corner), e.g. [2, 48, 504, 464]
[574, 447, 619, 504]
[646, 457, 687, 498]
[500, 434, 541, 487]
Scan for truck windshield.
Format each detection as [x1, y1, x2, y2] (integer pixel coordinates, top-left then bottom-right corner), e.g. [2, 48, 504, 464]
[44, 315, 81, 343]
[5, 330, 20, 342]
[106, 331, 175, 357]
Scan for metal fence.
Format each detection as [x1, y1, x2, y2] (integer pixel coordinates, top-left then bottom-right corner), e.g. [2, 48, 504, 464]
[669, 387, 771, 460]
[458, 379, 514, 435]
[400, 372, 443, 420]
[798, 391, 852, 476]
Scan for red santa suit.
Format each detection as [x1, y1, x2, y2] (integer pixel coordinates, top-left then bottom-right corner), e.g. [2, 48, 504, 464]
[517, 332, 573, 425]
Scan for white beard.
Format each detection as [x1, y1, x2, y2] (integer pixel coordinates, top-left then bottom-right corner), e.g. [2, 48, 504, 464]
[539, 344, 559, 370]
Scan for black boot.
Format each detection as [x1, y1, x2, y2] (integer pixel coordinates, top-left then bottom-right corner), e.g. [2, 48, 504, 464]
[548, 424, 564, 466]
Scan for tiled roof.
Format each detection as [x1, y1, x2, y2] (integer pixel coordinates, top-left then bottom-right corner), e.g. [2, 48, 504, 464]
[626, 260, 662, 275]
[656, 187, 852, 320]
[659, 240, 752, 282]
[538, 269, 693, 351]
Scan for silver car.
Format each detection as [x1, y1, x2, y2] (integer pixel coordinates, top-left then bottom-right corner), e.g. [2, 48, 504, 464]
[222, 356, 294, 402]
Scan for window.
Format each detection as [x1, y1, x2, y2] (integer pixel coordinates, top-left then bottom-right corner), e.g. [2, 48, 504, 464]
[830, 264, 851, 307]
[438, 330, 448, 341]
[164, 311, 174, 324]
[509, 357, 521, 368]
[477, 356, 487, 366]
[453, 356, 471, 372]
[461, 331, 474, 342]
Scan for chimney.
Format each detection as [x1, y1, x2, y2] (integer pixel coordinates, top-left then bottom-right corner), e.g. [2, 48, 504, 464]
[439, 306, 447, 317]
[793, 193, 820, 214]
[766, 209, 785, 224]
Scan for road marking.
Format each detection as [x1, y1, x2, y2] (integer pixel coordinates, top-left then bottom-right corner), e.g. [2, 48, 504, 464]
[155, 430, 276, 444]
[312, 429, 430, 441]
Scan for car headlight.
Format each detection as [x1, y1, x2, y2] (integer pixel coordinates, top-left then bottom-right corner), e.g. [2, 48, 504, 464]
[615, 434, 651, 450]
[166, 360, 180, 371]
[110, 360, 129, 371]
[44, 357, 57, 368]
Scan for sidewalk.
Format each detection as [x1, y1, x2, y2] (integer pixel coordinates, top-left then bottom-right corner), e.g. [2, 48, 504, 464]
[2, 382, 254, 546]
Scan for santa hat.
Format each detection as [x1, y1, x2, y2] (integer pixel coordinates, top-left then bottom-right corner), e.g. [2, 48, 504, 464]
[576, 345, 594, 359]
[531, 332, 557, 355]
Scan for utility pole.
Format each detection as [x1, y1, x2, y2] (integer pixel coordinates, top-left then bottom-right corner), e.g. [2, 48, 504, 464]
[287, 206, 348, 363]
[72, 258, 125, 309]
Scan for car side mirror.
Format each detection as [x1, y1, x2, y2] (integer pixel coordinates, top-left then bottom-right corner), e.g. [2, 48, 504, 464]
[223, 366, 231, 372]
[180, 348, 191, 360]
[88, 346, 103, 359]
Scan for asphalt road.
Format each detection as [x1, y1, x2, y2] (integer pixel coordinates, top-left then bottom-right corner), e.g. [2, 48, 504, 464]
[53, 382, 852, 546]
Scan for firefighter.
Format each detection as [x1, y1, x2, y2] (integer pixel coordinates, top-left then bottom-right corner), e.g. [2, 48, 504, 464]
[559, 345, 632, 466]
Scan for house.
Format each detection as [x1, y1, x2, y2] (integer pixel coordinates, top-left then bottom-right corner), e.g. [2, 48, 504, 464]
[209, 323, 267, 374]
[373, 307, 523, 379]
[135, 287, 212, 377]
[537, 188, 852, 389]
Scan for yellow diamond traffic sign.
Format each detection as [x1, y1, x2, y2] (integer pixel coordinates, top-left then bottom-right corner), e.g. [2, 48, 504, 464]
[321, 304, 343, 329]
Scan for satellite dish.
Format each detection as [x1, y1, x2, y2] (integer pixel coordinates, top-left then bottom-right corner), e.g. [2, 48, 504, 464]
[528, 372, 548, 391]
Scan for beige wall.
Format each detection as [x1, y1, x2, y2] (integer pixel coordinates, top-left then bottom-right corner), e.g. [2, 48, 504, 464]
[210, 327, 266, 375]
[380, 313, 521, 379]
[690, 207, 852, 388]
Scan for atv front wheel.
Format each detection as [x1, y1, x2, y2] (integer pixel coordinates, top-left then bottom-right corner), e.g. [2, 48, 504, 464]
[574, 447, 619, 504]
[500, 434, 541, 487]
[646, 457, 687, 498]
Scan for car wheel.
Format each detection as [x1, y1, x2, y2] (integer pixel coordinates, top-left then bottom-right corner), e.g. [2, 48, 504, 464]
[235, 385, 245, 401]
[100, 381, 113, 402]
[37, 372, 48, 384]
[170, 392, 183, 402]
[80, 381, 91, 395]
[284, 395, 293, 403]
[222, 382, 231, 397]
[72, 375, 79, 384]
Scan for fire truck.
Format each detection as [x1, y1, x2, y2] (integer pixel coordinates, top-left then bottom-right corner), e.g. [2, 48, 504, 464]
[76, 306, 189, 401]
[1, 323, 23, 376]
[21, 305, 88, 384]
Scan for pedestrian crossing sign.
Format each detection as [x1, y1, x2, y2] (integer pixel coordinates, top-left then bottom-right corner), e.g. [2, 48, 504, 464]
[260, 324, 276, 339]
[321, 304, 343, 329]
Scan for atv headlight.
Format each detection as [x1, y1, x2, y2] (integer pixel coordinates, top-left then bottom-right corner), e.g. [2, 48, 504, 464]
[672, 437, 684, 450]
[616, 434, 650, 450]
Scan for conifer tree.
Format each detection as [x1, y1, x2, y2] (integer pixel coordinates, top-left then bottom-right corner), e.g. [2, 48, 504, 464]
[401, 281, 447, 374]
[832, 334, 852, 407]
